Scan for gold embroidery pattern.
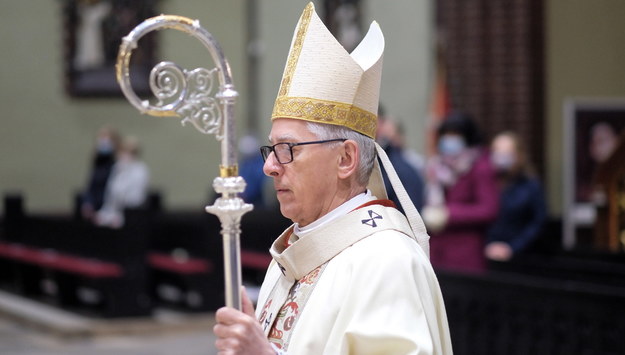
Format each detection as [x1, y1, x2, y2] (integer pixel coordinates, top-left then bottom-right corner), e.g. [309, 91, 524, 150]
[272, 96, 377, 138]
[268, 264, 328, 351]
[277, 3, 313, 97]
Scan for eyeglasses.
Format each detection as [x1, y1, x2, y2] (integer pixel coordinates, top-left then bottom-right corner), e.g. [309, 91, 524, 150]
[260, 138, 347, 164]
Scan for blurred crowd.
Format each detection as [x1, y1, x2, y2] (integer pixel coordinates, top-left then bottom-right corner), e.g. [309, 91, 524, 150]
[85, 107, 548, 273]
[376, 110, 547, 273]
[234, 108, 548, 273]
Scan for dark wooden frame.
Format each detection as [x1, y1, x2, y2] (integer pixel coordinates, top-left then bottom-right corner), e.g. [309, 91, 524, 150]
[323, 0, 362, 52]
[563, 98, 625, 250]
[62, 0, 159, 98]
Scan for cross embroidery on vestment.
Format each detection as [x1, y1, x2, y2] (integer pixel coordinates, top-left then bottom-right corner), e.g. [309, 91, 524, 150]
[361, 209, 383, 227]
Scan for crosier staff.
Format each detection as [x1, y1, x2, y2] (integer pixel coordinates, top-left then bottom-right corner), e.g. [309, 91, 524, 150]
[116, 15, 251, 310]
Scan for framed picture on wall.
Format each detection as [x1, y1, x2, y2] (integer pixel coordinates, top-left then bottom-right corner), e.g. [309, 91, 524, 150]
[563, 97, 625, 250]
[62, 0, 159, 97]
[323, 0, 362, 52]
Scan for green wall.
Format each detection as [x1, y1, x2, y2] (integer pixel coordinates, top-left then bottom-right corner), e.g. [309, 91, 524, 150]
[365, 0, 434, 154]
[0, 1, 247, 213]
[0, 0, 434, 214]
[545, 0, 625, 214]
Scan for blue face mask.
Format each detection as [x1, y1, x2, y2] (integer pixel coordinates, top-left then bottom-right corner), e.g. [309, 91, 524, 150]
[491, 152, 516, 171]
[97, 138, 114, 154]
[438, 135, 466, 157]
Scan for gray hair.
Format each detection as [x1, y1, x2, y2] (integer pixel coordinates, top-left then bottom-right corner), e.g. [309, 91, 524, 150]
[306, 122, 376, 186]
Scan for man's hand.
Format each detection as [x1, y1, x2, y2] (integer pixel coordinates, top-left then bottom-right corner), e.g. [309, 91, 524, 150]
[213, 287, 275, 355]
[422, 205, 449, 234]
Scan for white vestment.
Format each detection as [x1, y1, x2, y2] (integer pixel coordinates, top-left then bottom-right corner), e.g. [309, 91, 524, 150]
[256, 200, 453, 354]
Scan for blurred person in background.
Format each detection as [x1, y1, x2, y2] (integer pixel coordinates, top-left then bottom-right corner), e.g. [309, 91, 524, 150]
[95, 136, 150, 228]
[80, 126, 120, 221]
[238, 134, 270, 208]
[576, 121, 621, 202]
[422, 111, 499, 272]
[376, 106, 425, 211]
[485, 131, 547, 261]
[396, 120, 426, 174]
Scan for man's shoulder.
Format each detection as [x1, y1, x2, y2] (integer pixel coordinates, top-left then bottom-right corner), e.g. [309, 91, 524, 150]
[325, 230, 437, 290]
[341, 229, 427, 266]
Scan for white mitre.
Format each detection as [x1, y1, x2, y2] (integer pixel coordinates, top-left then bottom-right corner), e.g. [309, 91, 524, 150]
[272, 2, 430, 257]
[271, 2, 382, 139]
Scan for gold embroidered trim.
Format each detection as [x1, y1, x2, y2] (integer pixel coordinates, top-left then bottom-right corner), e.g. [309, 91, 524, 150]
[271, 96, 377, 138]
[277, 3, 313, 97]
[268, 263, 328, 351]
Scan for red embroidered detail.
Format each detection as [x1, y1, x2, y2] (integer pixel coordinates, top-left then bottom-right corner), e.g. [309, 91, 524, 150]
[300, 266, 321, 284]
[269, 328, 284, 349]
[283, 228, 294, 249]
[284, 314, 296, 331]
[268, 265, 325, 350]
[259, 299, 272, 330]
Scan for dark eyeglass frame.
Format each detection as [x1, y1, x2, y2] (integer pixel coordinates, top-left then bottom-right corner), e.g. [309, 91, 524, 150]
[260, 138, 347, 164]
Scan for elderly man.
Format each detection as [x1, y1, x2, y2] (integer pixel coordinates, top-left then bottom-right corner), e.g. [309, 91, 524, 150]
[213, 3, 452, 354]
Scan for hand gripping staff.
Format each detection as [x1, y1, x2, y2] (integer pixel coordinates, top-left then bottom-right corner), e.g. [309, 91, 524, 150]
[116, 15, 252, 310]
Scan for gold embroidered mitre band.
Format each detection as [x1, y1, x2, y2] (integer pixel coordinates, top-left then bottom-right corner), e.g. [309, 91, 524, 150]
[271, 2, 385, 139]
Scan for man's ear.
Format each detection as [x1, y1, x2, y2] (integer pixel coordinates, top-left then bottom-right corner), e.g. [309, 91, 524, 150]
[337, 140, 359, 179]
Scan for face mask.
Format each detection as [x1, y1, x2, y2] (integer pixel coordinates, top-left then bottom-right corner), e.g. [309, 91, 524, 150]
[491, 152, 516, 171]
[97, 138, 114, 154]
[438, 136, 466, 157]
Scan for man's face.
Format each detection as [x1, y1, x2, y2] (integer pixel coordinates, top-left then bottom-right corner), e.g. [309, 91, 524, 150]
[589, 123, 618, 163]
[263, 118, 342, 226]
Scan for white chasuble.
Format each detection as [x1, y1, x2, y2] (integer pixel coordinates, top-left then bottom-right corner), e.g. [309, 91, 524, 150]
[256, 202, 453, 354]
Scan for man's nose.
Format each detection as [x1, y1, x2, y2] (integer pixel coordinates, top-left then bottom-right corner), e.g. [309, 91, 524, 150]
[263, 152, 282, 177]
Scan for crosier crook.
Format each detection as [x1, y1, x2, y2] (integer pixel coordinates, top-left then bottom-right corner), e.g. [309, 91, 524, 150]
[116, 15, 252, 310]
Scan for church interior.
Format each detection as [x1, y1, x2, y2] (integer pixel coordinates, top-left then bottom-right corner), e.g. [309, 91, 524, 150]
[1, 1, 625, 354]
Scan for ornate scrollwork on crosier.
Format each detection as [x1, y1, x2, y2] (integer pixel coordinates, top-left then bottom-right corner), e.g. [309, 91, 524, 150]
[148, 63, 223, 138]
[117, 15, 247, 310]
[150, 61, 186, 106]
[180, 68, 222, 138]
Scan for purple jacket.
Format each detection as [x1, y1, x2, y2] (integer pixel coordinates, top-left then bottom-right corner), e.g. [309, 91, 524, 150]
[430, 149, 499, 272]
[444, 149, 499, 230]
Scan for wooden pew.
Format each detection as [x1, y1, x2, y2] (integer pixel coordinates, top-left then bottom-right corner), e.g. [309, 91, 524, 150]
[1, 194, 290, 315]
[146, 211, 223, 311]
[145, 207, 289, 310]
[439, 269, 625, 355]
[0, 195, 152, 317]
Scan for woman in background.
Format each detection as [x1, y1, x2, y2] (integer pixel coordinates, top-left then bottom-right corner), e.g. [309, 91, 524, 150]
[423, 112, 499, 272]
[485, 131, 547, 261]
[80, 126, 120, 221]
[96, 136, 150, 228]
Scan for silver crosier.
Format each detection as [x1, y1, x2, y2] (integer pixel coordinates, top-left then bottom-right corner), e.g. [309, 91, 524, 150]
[116, 15, 252, 310]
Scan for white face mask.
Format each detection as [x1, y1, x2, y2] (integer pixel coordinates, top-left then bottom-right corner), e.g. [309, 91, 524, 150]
[438, 135, 466, 157]
[491, 151, 516, 171]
